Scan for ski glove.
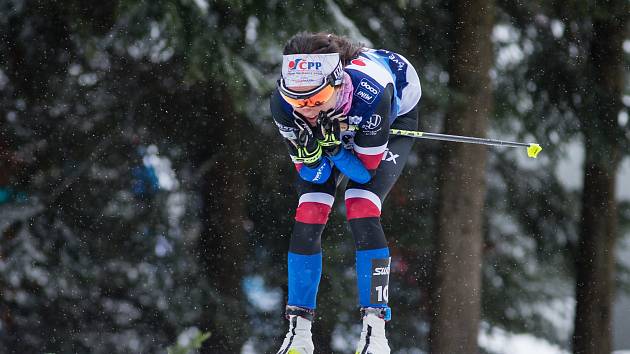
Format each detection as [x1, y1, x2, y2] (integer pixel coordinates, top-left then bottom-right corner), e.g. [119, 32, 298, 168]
[294, 121, 331, 184]
[295, 126, 323, 167]
[315, 110, 343, 151]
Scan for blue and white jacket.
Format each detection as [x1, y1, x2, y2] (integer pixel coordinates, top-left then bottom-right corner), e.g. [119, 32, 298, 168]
[270, 49, 421, 183]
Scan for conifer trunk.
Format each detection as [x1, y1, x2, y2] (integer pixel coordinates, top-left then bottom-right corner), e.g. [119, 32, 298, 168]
[429, 0, 494, 353]
[197, 83, 249, 353]
[573, 3, 628, 353]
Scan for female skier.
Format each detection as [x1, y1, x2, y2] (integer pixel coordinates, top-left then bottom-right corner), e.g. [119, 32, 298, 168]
[270, 32, 421, 354]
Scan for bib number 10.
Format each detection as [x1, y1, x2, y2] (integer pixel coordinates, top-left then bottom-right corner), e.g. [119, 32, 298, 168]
[375, 285, 389, 302]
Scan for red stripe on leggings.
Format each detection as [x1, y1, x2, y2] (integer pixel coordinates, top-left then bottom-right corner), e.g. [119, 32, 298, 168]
[355, 152, 384, 170]
[295, 202, 331, 224]
[345, 198, 381, 220]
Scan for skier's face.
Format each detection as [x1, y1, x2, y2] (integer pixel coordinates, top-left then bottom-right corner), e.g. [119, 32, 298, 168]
[289, 86, 339, 125]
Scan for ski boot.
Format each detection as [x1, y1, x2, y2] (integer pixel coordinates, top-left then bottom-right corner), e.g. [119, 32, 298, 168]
[355, 307, 391, 354]
[277, 306, 315, 354]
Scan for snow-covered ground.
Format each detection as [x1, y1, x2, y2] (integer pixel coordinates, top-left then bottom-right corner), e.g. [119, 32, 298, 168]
[479, 324, 568, 354]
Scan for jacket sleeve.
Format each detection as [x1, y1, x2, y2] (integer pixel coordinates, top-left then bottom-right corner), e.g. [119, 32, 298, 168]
[327, 147, 370, 184]
[352, 84, 392, 173]
[269, 90, 331, 184]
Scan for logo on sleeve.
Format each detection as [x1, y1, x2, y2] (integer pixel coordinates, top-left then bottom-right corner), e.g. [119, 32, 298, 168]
[312, 163, 327, 181]
[360, 114, 382, 136]
[362, 114, 381, 130]
[351, 58, 366, 66]
[388, 53, 407, 72]
[355, 78, 380, 104]
[348, 115, 363, 125]
[275, 121, 298, 140]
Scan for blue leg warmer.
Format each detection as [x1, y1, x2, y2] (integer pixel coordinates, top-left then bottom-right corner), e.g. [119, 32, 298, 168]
[356, 247, 391, 318]
[288, 252, 322, 309]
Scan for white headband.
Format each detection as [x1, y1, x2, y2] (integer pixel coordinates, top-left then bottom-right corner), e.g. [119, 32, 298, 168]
[281, 53, 342, 87]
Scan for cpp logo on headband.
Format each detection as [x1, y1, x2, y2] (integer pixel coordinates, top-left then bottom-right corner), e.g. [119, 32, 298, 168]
[282, 53, 341, 87]
[288, 59, 323, 71]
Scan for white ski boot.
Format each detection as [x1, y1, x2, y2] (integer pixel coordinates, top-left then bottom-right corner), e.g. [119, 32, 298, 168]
[355, 308, 390, 354]
[277, 306, 315, 354]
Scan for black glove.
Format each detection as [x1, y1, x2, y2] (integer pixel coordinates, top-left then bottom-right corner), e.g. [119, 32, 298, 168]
[316, 110, 343, 155]
[296, 126, 323, 167]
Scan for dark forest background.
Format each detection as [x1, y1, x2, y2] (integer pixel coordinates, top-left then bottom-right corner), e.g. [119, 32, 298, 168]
[1, 0, 629, 353]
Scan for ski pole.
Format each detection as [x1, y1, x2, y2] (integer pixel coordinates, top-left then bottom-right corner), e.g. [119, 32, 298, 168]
[347, 125, 543, 158]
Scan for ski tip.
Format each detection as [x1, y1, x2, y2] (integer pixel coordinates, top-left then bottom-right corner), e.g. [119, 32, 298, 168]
[527, 143, 542, 158]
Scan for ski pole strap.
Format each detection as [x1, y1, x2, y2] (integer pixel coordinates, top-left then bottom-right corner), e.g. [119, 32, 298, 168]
[286, 305, 315, 321]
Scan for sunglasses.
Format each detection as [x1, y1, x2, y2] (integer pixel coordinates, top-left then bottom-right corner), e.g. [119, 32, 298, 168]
[280, 84, 335, 108]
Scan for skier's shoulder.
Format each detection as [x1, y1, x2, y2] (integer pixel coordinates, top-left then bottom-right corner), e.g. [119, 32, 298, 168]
[343, 58, 391, 120]
[344, 51, 395, 93]
[270, 89, 300, 140]
[349, 49, 421, 121]
[365, 48, 416, 72]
